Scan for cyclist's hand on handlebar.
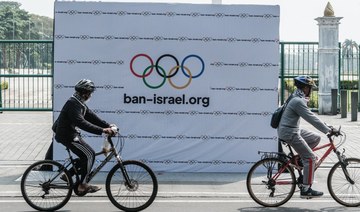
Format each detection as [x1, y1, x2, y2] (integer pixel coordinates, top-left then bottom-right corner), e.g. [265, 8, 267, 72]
[103, 128, 115, 135]
[109, 124, 119, 134]
[329, 127, 341, 136]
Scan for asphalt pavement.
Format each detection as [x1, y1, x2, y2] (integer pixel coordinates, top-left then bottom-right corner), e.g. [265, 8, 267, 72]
[1, 111, 360, 202]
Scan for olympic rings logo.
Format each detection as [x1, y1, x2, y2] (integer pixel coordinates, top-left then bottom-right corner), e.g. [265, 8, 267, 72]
[130, 54, 205, 89]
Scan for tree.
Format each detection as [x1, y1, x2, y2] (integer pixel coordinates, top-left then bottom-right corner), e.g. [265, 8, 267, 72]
[0, 1, 53, 69]
[341, 39, 359, 87]
[0, 1, 53, 40]
[0, 2, 30, 40]
[342, 39, 359, 58]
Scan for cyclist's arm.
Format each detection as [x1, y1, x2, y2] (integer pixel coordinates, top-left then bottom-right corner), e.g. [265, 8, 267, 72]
[67, 101, 104, 135]
[294, 98, 331, 134]
[84, 108, 110, 128]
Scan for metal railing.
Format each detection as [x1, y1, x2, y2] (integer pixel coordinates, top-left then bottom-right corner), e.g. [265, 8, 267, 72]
[0, 40, 359, 111]
[279, 42, 320, 108]
[0, 40, 53, 111]
[340, 47, 360, 111]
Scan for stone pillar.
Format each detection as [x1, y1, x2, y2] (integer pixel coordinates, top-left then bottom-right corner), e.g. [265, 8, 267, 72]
[315, 2, 342, 114]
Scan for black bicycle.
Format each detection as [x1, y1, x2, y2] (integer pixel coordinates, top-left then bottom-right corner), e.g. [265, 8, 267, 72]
[21, 125, 158, 211]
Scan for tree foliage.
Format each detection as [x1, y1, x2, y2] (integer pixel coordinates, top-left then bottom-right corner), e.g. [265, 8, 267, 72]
[0, 1, 53, 40]
[341, 39, 359, 58]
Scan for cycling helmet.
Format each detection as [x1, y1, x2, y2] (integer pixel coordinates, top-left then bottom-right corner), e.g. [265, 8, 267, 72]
[294, 75, 317, 88]
[74, 79, 95, 93]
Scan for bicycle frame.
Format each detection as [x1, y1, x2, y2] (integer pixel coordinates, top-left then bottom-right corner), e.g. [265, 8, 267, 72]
[312, 142, 336, 170]
[84, 135, 133, 187]
[21, 126, 158, 212]
[271, 134, 352, 185]
[47, 134, 133, 192]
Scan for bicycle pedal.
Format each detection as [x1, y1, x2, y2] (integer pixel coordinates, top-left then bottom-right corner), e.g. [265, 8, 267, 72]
[300, 196, 312, 200]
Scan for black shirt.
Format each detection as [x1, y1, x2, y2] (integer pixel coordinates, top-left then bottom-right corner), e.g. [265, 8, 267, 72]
[53, 96, 110, 143]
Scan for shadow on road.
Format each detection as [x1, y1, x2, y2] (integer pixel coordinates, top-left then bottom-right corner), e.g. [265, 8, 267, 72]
[239, 206, 356, 212]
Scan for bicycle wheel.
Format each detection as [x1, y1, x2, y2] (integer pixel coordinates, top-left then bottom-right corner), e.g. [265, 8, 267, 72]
[106, 160, 158, 211]
[247, 158, 296, 207]
[21, 160, 73, 211]
[328, 158, 360, 207]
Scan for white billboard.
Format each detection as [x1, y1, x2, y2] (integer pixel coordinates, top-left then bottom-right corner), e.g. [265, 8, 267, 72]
[53, 2, 280, 172]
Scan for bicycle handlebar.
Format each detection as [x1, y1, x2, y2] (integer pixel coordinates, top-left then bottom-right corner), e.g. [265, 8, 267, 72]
[326, 125, 342, 138]
[105, 124, 119, 137]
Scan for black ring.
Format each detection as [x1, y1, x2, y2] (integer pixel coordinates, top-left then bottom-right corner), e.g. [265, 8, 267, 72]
[155, 54, 179, 78]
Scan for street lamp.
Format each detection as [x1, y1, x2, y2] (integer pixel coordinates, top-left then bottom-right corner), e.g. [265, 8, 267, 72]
[28, 20, 31, 40]
[12, 10, 15, 39]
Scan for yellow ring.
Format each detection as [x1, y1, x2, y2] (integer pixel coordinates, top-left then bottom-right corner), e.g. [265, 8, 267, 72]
[168, 66, 192, 89]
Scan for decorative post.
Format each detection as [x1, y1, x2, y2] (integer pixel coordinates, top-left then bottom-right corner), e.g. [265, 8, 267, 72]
[315, 2, 342, 114]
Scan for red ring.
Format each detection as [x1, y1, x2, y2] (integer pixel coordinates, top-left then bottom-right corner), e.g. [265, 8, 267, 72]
[130, 54, 154, 78]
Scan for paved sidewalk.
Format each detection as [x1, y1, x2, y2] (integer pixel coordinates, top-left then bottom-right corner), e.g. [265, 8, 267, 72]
[0, 112, 53, 164]
[1, 111, 360, 200]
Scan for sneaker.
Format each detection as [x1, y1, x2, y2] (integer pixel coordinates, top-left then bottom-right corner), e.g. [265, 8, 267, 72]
[77, 184, 101, 195]
[87, 185, 101, 193]
[300, 188, 323, 199]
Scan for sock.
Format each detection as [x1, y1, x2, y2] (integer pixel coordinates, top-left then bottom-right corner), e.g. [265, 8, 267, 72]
[302, 184, 310, 191]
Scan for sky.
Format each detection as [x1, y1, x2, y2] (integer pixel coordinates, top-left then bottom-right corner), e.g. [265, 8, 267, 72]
[5, 0, 360, 42]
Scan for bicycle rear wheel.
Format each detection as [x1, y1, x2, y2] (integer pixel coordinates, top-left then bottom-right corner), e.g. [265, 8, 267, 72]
[246, 158, 296, 207]
[21, 160, 73, 211]
[106, 160, 158, 211]
[328, 158, 360, 207]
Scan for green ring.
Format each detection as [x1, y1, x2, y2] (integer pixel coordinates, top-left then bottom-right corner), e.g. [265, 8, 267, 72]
[143, 65, 166, 89]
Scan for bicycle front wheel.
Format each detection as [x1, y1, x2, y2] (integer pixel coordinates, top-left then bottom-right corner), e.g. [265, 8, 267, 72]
[20, 160, 73, 211]
[328, 158, 360, 207]
[106, 160, 158, 211]
[246, 158, 296, 207]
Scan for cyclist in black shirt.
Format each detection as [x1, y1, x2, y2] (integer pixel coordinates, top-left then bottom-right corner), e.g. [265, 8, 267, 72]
[52, 79, 114, 194]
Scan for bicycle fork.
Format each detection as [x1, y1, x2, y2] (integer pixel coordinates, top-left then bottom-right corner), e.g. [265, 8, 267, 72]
[112, 149, 134, 189]
[336, 150, 355, 184]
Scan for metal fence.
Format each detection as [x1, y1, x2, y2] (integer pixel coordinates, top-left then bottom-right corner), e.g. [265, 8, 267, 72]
[0, 40, 359, 111]
[340, 46, 360, 111]
[279, 42, 320, 108]
[279, 42, 360, 111]
[0, 40, 53, 111]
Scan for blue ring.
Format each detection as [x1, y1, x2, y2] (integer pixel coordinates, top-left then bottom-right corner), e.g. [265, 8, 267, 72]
[181, 54, 205, 79]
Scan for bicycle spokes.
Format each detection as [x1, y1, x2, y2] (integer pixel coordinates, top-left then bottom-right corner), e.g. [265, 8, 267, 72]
[328, 158, 360, 207]
[106, 160, 158, 211]
[247, 158, 296, 207]
[21, 160, 73, 211]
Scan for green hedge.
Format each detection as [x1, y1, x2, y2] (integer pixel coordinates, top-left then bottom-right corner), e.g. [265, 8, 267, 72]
[340, 80, 358, 89]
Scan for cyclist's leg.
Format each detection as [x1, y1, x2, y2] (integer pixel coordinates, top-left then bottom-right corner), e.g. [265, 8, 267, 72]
[300, 129, 320, 149]
[64, 136, 97, 192]
[65, 158, 80, 178]
[288, 133, 322, 197]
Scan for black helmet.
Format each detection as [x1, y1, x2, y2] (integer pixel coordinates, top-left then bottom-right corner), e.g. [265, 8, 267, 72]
[294, 76, 317, 88]
[74, 79, 95, 93]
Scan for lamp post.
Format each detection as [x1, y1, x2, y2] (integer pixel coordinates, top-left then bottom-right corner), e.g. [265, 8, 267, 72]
[12, 10, 15, 39]
[28, 20, 31, 40]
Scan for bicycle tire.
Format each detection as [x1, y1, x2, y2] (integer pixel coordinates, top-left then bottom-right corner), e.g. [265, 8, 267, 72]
[327, 157, 360, 207]
[246, 158, 296, 207]
[106, 160, 158, 211]
[21, 160, 73, 211]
